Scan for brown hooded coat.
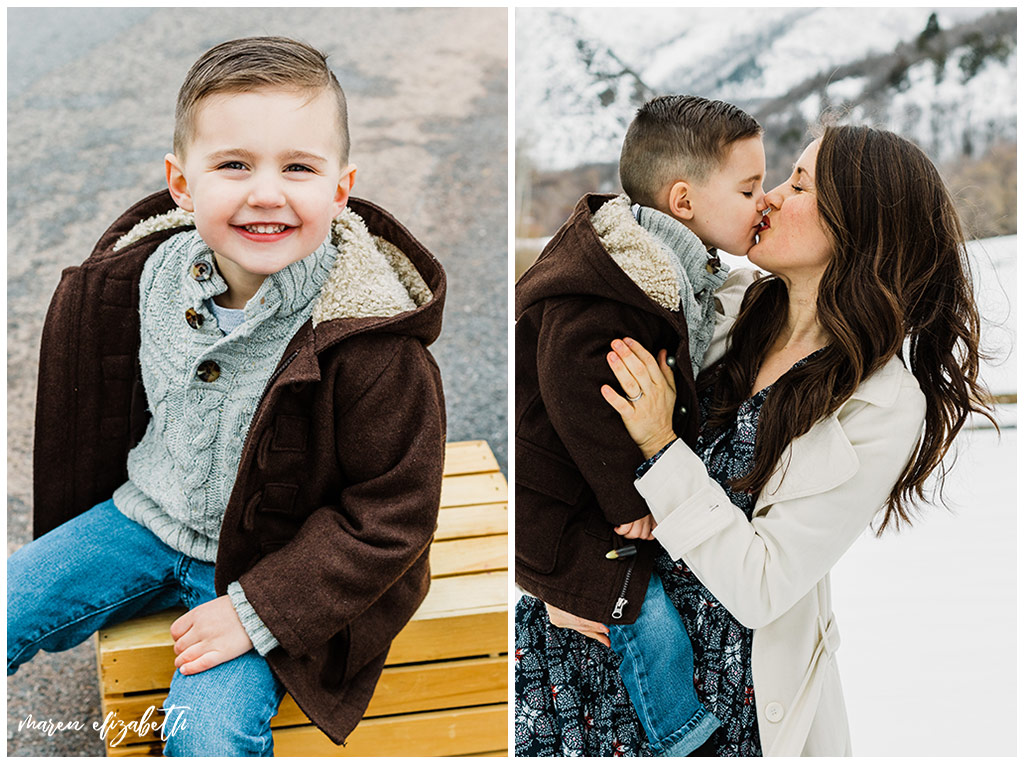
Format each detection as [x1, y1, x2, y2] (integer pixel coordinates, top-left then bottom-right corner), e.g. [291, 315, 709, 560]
[515, 193, 703, 624]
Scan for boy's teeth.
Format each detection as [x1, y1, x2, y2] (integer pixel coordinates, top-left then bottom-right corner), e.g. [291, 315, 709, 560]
[243, 224, 287, 234]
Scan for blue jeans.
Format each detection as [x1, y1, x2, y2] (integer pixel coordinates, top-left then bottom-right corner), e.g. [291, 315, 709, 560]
[7, 499, 286, 756]
[608, 570, 720, 756]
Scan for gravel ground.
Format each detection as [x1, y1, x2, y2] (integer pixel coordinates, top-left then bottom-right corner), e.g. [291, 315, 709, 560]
[6, 8, 508, 756]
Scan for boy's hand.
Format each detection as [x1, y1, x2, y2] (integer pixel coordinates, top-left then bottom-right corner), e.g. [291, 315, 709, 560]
[614, 514, 656, 540]
[170, 596, 253, 675]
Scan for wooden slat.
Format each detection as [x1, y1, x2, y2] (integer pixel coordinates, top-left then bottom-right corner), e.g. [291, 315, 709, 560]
[384, 608, 506, 665]
[435, 502, 507, 541]
[429, 535, 507, 577]
[442, 440, 501, 476]
[412, 571, 507, 620]
[273, 705, 508, 757]
[440, 473, 508, 508]
[99, 656, 507, 745]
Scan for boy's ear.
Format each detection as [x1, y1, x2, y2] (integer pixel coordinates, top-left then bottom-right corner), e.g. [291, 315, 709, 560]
[165, 154, 194, 212]
[332, 164, 357, 217]
[667, 180, 694, 221]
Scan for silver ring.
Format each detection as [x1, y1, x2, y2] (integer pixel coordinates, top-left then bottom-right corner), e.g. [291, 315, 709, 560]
[626, 391, 644, 402]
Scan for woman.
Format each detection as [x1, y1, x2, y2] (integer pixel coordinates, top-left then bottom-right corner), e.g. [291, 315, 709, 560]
[515, 125, 994, 756]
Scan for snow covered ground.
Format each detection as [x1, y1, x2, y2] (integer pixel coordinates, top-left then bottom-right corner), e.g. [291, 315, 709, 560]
[830, 233, 1016, 756]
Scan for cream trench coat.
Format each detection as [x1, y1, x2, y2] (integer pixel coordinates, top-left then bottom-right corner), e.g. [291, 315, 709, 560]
[637, 269, 927, 756]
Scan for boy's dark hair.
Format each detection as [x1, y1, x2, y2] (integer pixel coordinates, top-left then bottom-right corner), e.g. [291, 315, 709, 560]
[174, 36, 349, 164]
[619, 95, 761, 207]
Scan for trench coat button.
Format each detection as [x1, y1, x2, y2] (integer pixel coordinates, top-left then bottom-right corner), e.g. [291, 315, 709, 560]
[678, 404, 688, 417]
[190, 260, 212, 281]
[185, 308, 204, 329]
[765, 702, 785, 723]
[196, 360, 221, 382]
[666, 355, 676, 368]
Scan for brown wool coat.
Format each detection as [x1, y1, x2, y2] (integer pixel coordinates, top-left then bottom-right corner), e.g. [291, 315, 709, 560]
[515, 194, 703, 624]
[32, 190, 447, 745]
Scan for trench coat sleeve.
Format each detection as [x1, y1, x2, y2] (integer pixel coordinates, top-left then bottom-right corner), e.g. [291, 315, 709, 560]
[535, 297, 662, 526]
[638, 375, 926, 630]
[236, 334, 444, 656]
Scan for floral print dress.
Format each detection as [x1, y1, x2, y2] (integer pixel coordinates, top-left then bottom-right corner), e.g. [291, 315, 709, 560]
[515, 382, 773, 757]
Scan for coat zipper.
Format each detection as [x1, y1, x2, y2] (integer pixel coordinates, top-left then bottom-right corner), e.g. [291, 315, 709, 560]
[611, 555, 637, 620]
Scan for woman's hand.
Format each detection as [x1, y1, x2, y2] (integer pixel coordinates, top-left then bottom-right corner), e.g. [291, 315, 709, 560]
[601, 337, 678, 459]
[544, 602, 610, 648]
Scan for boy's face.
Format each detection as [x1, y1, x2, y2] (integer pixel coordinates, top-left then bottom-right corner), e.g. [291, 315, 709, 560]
[668, 136, 767, 256]
[165, 88, 355, 296]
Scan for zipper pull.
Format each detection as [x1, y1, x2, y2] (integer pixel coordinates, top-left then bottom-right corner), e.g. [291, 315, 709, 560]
[606, 544, 637, 560]
[611, 597, 628, 620]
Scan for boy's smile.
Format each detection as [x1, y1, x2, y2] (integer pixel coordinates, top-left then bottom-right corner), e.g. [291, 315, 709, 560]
[165, 88, 355, 308]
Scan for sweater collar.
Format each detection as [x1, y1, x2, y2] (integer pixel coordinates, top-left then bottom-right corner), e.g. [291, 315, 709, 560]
[631, 203, 729, 297]
[181, 230, 337, 324]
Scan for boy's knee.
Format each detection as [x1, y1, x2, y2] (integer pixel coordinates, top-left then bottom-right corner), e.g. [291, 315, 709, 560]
[161, 707, 273, 757]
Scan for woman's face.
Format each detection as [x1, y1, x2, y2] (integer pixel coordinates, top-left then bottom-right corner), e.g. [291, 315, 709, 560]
[747, 140, 833, 284]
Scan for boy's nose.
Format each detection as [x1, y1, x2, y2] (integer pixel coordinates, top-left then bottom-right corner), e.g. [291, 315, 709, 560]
[752, 186, 767, 211]
[247, 176, 286, 208]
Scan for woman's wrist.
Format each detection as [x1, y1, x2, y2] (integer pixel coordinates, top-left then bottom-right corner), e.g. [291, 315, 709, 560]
[638, 431, 677, 460]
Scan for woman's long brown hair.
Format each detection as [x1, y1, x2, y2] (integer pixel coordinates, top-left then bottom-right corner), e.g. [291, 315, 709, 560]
[700, 125, 996, 533]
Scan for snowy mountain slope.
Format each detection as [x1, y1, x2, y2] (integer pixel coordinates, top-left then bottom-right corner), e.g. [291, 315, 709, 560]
[516, 7, 1015, 171]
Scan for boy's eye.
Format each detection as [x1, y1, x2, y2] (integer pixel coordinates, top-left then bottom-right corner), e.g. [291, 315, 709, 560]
[285, 164, 314, 173]
[218, 161, 247, 171]
[742, 191, 753, 198]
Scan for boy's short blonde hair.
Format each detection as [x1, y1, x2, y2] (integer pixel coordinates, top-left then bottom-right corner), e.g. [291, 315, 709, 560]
[620, 95, 761, 208]
[174, 36, 349, 164]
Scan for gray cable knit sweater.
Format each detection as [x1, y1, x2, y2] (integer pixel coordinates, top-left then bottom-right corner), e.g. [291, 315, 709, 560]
[631, 203, 729, 377]
[112, 229, 337, 655]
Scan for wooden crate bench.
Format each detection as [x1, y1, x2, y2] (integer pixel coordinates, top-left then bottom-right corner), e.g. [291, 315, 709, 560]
[95, 440, 508, 757]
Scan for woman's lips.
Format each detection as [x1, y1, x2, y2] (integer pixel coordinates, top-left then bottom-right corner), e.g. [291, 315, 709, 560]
[754, 216, 770, 244]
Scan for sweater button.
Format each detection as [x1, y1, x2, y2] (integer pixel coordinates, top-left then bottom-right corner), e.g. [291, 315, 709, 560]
[197, 360, 221, 382]
[666, 355, 676, 368]
[185, 308, 204, 329]
[191, 260, 212, 281]
[678, 405, 687, 417]
[765, 702, 784, 723]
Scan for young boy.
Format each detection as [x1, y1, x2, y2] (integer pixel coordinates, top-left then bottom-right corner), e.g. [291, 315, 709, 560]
[9, 37, 446, 755]
[515, 95, 766, 755]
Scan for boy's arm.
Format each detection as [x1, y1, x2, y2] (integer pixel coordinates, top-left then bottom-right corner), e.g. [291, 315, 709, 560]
[235, 333, 444, 657]
[534, 297, 669, 527]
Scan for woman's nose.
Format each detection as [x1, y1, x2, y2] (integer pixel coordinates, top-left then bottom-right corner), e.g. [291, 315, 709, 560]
[762, 184, 785, 211]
